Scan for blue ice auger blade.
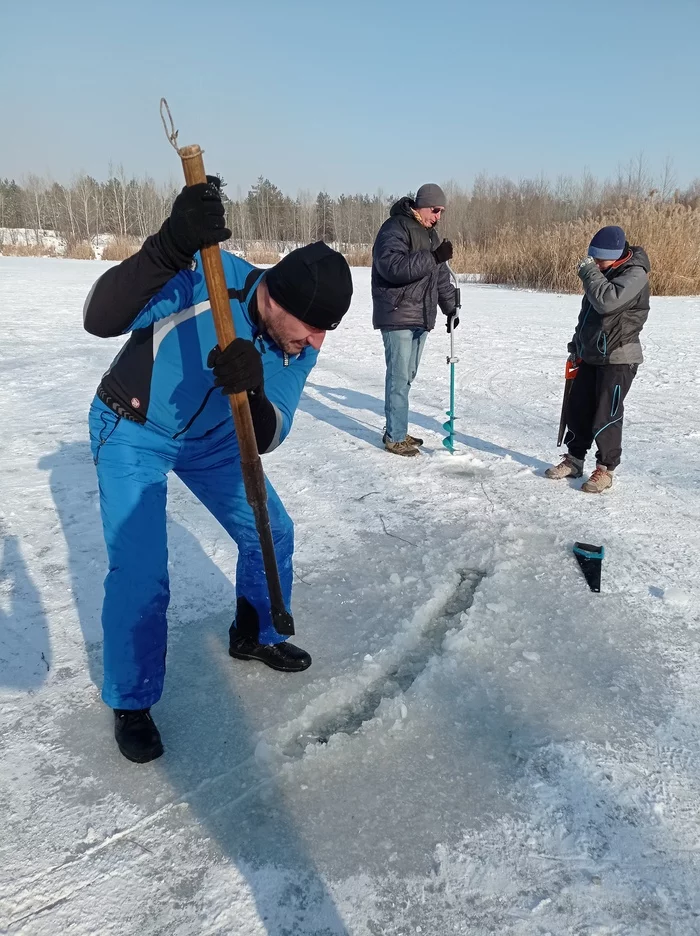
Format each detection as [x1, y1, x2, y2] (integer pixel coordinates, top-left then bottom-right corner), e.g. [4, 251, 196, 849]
[442, 357, 458, 452]
[442, 265, 461, 454]
[442, 411, 457, 451]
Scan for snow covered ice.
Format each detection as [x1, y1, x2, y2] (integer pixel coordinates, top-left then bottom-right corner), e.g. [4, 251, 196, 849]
[2, 256, 700, 934]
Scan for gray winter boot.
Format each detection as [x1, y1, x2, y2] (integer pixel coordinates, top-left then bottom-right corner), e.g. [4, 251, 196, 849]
[545, 454, 584, 479]
[582, 464, 614, 494]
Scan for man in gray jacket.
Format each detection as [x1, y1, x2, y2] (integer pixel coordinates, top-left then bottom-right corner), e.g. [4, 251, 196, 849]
[546, 225, 650, 493]
[372, 183, 458, 456]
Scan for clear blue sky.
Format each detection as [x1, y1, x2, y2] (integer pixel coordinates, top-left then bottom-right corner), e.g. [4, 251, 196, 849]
[2, 0, 698, 197]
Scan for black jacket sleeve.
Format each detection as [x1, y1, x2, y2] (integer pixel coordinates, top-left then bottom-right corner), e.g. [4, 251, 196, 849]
[83, 231, 193, 338]
[247, 389, 283, 454]
[372, 220, 436, 286]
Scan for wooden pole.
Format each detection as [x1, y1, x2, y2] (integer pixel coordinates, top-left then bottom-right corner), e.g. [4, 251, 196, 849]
[169, 137, 293, 636]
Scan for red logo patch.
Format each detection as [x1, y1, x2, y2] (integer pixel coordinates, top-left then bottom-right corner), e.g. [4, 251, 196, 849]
[131, 397, 141, 409]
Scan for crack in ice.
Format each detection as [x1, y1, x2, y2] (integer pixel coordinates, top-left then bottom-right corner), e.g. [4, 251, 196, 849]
[285, 569, 486, 757]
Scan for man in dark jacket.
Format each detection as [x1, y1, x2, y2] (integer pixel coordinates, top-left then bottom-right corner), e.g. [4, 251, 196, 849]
[371, 183, 458, 456]
[545, 225, 650, 493]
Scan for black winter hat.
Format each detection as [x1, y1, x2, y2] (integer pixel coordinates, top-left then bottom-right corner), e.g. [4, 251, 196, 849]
[264, 242, 353, 330]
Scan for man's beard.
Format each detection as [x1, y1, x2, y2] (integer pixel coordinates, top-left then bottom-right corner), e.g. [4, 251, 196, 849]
[264, 319, 302, 355]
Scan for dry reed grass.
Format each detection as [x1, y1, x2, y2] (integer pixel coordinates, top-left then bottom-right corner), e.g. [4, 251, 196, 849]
[0, 243, 57, 257]
[449, 243, 484, 275]
[477, 201, 700, 296]
[64, 239, 95, 260]
[245, 247, 280, 265]
[101, 238, 142, 261]
[343, 247, 373, 267]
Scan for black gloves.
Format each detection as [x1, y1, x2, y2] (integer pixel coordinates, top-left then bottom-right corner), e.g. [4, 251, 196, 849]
[207, 339, 263, 396]
[432, 239, 453, 264]
[444, 310, 460, 332]
[208, 340, 280, 453]
[161, 176, 231, 263]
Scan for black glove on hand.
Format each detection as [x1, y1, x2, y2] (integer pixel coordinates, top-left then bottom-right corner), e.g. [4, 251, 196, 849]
[432, 239, 453, 264]
[445, 310, 460, 332]
[161, 176, 231, 262]
[207, 339, 263, 396]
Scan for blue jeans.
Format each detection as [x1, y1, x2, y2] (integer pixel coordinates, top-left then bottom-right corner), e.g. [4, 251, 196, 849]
[88, 397, 293, 710]
[381, 329, 428, 442]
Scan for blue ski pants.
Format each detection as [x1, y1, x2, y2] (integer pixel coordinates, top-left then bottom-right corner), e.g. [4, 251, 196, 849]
[88, 396, 293, 710]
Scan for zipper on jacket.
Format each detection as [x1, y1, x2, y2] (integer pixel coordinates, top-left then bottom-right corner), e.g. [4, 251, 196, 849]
[172, 387, 216, 440]
[425, 229, 436, 329]
[254, 330, 287, 365]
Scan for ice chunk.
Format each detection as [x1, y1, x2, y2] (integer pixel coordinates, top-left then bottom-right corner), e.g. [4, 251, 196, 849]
[662, 586, 690, 607]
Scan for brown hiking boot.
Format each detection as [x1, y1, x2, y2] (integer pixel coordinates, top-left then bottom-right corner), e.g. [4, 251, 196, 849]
[582, 465, 613, 494]
[544, 454, 584, 479]
[384, 439, 420, 457]
[383, 432, 424, 447]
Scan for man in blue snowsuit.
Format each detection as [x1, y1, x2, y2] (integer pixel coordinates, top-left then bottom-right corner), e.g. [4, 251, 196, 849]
[84, 178, 353, 763]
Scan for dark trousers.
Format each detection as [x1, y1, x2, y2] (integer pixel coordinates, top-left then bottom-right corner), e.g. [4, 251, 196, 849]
[564, 361, 638, 470]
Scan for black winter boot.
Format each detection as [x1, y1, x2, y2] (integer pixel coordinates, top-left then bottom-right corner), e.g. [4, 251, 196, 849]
[229, 596, 311, 672]
[229, 635, 312, 672]
[114, 708, 164, 763]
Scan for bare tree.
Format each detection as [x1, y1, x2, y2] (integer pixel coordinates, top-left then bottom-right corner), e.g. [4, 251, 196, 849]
[23, 174, 46, 244]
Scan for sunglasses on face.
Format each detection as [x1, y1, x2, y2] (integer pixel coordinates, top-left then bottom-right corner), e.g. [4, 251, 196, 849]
[430, 207, 445, 215]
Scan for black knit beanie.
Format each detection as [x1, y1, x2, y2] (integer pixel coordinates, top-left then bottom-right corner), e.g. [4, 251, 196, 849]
[264, 242, 353, 330]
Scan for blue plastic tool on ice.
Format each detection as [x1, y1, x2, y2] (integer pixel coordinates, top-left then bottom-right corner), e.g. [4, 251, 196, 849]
[573, 541, 604, 592]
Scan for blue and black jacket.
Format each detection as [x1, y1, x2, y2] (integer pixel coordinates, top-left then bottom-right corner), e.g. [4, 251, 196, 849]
[84, 233, 318, 452]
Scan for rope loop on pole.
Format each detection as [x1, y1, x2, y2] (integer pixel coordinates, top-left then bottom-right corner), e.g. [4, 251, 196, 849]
[159, 98, 180, 153]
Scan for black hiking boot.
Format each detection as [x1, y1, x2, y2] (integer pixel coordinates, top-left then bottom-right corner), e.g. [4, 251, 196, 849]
[113, 708, 164, 763]
[229, 635, 312, 672]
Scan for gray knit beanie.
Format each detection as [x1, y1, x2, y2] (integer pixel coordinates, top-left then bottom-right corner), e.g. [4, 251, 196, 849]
[414, 183, 447, 209]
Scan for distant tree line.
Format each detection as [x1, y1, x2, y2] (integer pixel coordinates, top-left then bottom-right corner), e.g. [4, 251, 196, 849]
[0, 169, 399, 253]
[1, 156, 698, 257]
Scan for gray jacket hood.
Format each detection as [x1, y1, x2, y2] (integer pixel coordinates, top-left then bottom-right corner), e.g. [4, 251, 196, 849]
[389, 197, 417, 219]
